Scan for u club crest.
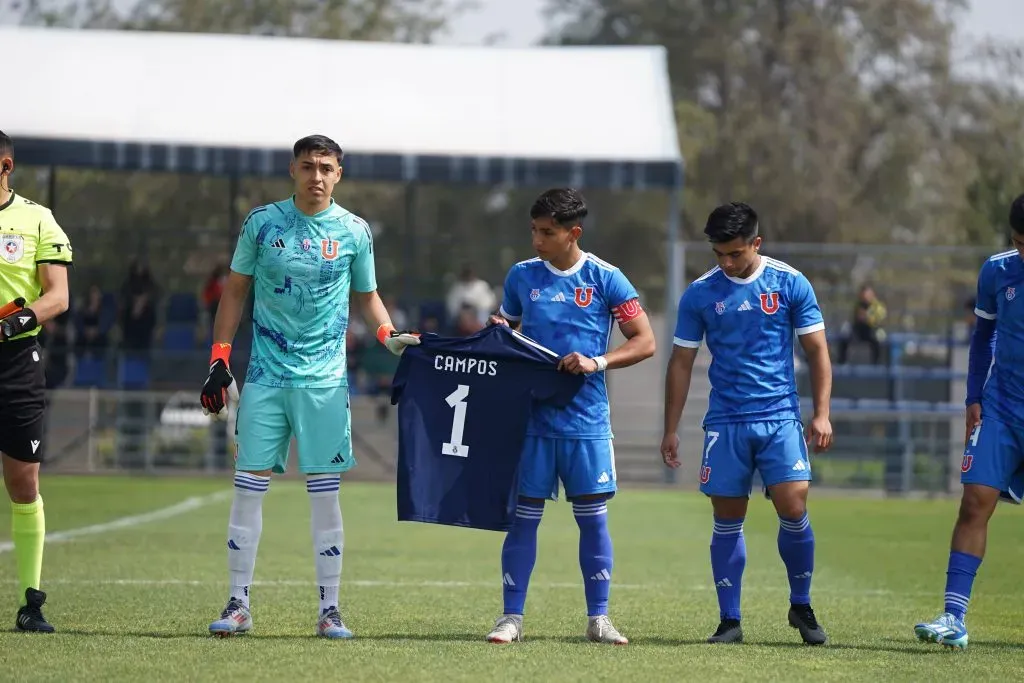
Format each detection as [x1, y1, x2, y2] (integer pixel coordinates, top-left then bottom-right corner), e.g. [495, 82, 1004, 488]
[1007, 287, 1016, 301]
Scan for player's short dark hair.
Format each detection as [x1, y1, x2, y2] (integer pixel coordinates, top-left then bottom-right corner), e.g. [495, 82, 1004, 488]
[704, 202, 759, 244]
[293, 135, 343, 165]
[0, 130, 13, 159]
[1010, 193, 1024, 235]
[530, 188, 588, 228]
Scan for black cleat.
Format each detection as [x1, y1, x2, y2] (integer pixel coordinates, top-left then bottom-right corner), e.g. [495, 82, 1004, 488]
[707, 618, 743, 643]
[788, 603, 826, 645]
[16, 588, 55, 633]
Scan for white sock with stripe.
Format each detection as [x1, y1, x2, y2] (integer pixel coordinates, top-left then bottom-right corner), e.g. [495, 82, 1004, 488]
[227, 472, 270, 608]
[308, 475, 343, 614]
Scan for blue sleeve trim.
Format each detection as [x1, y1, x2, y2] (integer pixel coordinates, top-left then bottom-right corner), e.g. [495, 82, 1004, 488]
[966, 317, 996, 406]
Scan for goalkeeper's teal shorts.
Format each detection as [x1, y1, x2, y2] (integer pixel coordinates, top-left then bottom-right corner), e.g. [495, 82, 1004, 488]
[234, 383, 355, 475]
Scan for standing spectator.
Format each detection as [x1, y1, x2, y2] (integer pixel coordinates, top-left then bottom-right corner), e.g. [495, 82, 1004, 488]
[75, 284, 109, 358]
[838, 285, 887, 364]
[202, 262, 229, 322]
[40, 310, 71, 389]
[119, 259, 158, 353]
[446, 265, 496, 326]
[381, 294, 409, 332]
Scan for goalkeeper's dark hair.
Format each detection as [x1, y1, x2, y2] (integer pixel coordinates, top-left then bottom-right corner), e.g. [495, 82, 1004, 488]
[293, 135, 344, 165]
[1010, 193, 1024, 235]
[704, 202, 759, 244]
[530, 188, 588, 228]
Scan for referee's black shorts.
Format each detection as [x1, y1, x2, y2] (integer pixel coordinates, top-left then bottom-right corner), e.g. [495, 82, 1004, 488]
[0, 337, 47, 463]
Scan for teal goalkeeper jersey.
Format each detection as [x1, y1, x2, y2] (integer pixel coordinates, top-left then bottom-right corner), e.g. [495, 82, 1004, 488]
[230, 196, 377, 388]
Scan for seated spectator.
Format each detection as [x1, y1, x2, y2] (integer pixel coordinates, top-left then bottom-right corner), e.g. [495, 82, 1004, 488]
[838, 285, 887, 364]
[454, 304, 484, 336]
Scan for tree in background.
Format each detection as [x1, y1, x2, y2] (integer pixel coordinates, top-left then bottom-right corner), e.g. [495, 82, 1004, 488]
[545, 0, 1021, 248]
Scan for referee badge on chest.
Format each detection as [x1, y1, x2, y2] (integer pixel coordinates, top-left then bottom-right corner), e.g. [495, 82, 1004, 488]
[1, 235, 24, 264]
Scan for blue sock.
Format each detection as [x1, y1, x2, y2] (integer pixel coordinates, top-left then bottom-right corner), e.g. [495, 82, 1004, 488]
[944, 550, 981, 621]
[778, 513, 815, 605]
[574, 499, 613, 617]
[501, 500, 544, 615]
[711, 517, 746, 621]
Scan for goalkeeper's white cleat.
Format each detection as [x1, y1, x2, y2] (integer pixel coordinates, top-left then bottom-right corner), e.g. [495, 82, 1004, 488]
[318, 607, 354, 639]
[586, 615, 629, 645]
[486, 614, 523, 643]
[209, 598, 251, 637]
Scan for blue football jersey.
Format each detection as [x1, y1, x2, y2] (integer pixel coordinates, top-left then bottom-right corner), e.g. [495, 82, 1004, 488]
[230, 197, 376, 388]
[499, 253, 641, 439]
[673, 257, 825, 425]
[390, 325, 584, 531]
[975, 250, 1024, 429]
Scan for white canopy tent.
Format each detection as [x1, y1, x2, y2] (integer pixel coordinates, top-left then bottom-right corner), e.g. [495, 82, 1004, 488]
[5, 26, 682, 189]
[4, 26, 687, 375]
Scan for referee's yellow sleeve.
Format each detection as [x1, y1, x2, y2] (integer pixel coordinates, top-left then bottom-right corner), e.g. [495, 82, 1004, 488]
[35, 211, 72, 265]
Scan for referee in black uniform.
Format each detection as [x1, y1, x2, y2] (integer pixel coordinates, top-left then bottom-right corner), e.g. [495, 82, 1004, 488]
[0, 131, 72, 632]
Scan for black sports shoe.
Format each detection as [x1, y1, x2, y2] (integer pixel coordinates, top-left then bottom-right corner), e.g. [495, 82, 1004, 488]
[788, 603, 826, 645]
[707, 618, 743, 643]
[16, 588, 55, 633]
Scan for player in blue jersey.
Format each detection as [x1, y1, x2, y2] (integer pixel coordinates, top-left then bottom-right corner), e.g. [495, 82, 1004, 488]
[914, 194, 1024, 651]
[486, 188, 656, 645]
[199, 135, 418, 639]
[661, 202, 833, 645]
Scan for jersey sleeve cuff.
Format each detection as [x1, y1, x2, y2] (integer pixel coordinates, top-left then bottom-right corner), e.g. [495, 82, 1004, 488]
[974, 307, 996, 320]
[795, 322, 825, 335]
[498, 306, 521, 322]
[673, 337, 701, 348]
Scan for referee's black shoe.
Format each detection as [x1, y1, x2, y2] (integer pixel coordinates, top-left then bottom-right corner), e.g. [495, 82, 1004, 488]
[15, 588, 54, 633]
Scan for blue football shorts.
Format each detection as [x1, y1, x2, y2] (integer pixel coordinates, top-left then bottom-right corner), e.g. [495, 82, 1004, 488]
[961, 416, 1024, 492]
[699, 419, 810, 497]
[234, 383, 355, 475]
[518, 436, 617, 501]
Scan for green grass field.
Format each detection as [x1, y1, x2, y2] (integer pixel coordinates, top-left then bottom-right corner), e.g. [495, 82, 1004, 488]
[0, 476, 1021, 682]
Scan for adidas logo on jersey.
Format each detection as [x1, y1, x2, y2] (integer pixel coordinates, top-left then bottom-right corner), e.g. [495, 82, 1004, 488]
[737, 300, 753, 312]
[792, 460, 806, 471]
[550, 292, 566, 302]
[270, 238, 286, 249]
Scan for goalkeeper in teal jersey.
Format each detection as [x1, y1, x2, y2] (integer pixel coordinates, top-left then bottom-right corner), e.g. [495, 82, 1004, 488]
[200, 135, 418, 639]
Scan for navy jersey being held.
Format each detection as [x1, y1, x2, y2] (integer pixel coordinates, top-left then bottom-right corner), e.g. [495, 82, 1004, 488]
[391, 325, 584, 532]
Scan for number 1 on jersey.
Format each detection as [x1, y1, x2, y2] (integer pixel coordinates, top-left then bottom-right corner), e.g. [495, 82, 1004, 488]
[443, 384, 470, 457]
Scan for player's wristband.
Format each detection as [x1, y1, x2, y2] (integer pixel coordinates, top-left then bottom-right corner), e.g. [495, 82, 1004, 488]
[376, 323, 396, 346]
[592, 356, 608, 372]
[209, 343, 232, 365]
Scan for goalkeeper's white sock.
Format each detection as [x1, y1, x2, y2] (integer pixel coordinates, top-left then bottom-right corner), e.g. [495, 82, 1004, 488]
[227, 472, 270, 609]
[308, 475, 343, 613]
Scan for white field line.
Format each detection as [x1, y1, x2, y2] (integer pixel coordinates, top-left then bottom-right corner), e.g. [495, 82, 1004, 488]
[0, 577, 942, 597]
[0, 489, 232, 555]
